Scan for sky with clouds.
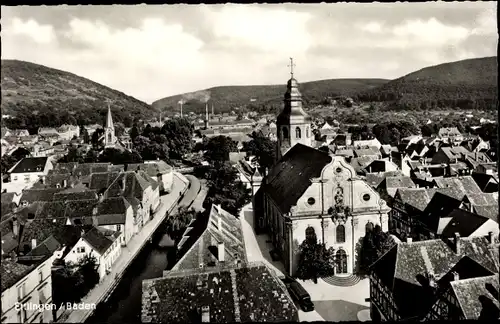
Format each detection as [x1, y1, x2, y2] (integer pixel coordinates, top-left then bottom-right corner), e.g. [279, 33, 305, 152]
[2, 3, 497, 103]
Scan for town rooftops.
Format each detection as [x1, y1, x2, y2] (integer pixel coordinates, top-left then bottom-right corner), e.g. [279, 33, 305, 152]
[439, 209, 492, 238]
[438, 127, 462, 137]
[127, 161, 172, 177]
[450, 275, 500, 319]
[262, 144, 332, 213]
[82, 226, 120, 255]
[371, 236, 499, 319]
[172, 204, 247, 271]
[433, 176, 482, 197]
[142, 262, 298, 323]
[9, 157, 49, 174]
[1, 259, 35, 292]
[419, 192, 464, 231]
[20, 188, 65, 204]
[474, 205, 499, 222]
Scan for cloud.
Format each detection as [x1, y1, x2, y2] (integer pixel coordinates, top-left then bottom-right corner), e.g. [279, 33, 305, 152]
[1, 3, 497, 104]
[8, 17, 56, 44]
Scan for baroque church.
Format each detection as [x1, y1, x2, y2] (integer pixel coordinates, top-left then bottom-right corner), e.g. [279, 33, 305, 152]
[253, 60, 390, 277]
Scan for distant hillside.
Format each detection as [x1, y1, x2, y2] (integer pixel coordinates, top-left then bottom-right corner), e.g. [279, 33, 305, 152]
[1, 60, 157, 129]
[355, 57, 498, 110]
[152, 78, 389, 115]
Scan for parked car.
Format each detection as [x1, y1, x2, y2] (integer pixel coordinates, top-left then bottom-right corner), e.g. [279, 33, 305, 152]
[288, 280, 315, 312]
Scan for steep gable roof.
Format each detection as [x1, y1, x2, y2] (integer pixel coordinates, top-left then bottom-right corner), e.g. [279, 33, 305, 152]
[450, 275, 500, 319]
[262, 144, 332, 213]
[440, 209, 490, 238]
[10, 157, 48, 174]
[82, 226, 118, 255]
[419, 192, 464, 231]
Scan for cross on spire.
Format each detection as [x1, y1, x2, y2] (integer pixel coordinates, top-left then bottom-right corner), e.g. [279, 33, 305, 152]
[288, 57, 296, 78]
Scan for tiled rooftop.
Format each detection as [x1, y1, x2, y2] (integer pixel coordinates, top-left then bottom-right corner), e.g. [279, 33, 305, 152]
[142, 262, 298, 323]
[450, 275, 500, 319]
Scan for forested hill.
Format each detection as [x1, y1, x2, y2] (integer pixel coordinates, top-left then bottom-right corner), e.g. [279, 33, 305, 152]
[354, 56, 498, 110]
[1, 60, 157, 130]
[152, 78, 389, 115]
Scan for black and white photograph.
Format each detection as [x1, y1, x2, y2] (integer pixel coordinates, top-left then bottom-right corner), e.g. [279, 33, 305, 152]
[0, 2, 498, 323]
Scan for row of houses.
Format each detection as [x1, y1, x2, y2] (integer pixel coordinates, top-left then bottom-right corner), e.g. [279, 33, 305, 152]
[1, 160, 174, 323]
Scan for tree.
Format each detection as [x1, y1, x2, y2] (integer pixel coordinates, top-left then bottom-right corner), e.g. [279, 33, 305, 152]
[1, 154, 19, 174]
[295, 228, 335, 281]
[58, 145, 85, 163]
[372, 124, 391, 144]
[114, 122, 125, 137]
[359, 225, 396, 274]
[130, 124, 140, 142]
[389, 127, 401, 145]
[84, 149, 99, 163]
[245, 132, 277, 169]
[10, 147, 31, 161]
[165, 206, 198, 243]
[204, 136, 237, 164]
[98, 148, 143, 164]
[80, 125, 90, 144]
[161, 118, 194, 159]
[202, 161, 251, 215]
[91, 128, 104, 147]
[421, 124, 434, 137]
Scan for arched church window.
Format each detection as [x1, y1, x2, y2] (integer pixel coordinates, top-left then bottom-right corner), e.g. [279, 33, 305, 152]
[365, 222, 374, 234]
[295, 127, 301, 139]
[282, 127, 289, 140]
[108, 133, 112, 143]
[336, 225, 346, 243]
[306, 126, 309, 138]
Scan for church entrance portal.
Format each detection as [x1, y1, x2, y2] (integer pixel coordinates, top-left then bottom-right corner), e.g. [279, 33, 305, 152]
[336, 249, 348, 274]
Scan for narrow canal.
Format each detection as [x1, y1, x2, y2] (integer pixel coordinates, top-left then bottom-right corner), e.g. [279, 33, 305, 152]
[86, 229, 175, 324]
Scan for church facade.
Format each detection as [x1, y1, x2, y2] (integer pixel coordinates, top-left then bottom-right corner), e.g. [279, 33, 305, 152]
[99, 103, 130, 151]
[254, 65, 390, 277]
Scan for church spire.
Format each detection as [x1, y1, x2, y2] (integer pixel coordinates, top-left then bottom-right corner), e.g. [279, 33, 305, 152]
[288, 57, 295, 79]
[105, 100, 114, 129]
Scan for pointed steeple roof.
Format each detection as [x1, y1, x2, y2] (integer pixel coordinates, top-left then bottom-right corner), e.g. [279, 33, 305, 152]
[106, 103, 114, 129]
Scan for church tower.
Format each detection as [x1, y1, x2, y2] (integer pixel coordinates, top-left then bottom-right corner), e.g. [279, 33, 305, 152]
[276, 58, 312, 161]
[104, 102, 116, 148]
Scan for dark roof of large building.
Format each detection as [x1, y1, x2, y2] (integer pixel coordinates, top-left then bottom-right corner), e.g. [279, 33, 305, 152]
[395, 188, 431, 212]
[10, 157, 48, 174]
[262, 144, 332, 213]
[419, 192, 464, 231]
[465, 192, 497, 207]
[82, 226, 119, 255]
[433, 176, 482, 196]
[372, 236, 499, 319]
[450, 275, 500, 319]
[385, 176, 415, 190]
[126, 161, 172, 177]
[105, 171, 151, 201]
[142, 262, 298, 323]
[89, 172, 120, 192]
[440, 209, 490, 238]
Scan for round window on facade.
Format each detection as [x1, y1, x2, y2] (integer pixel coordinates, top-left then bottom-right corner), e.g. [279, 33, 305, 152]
[363, 194, 371, 202]
[307, 197, 316, 205]
[336, 167, 342, 173]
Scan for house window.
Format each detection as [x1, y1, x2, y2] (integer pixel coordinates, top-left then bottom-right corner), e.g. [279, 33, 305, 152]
[24, 175, 30, 183]
[306, 127, 309, 138]
[116, 225, 121, 231]
[39, 269, 43, 283]
[336, 225, 346, 243]
[307, 197, 316, 205]
[13, 176, 18, 181]
[77, 247, 86, 253]
[18, 283, 26, 300]
[295, 127, 301, 139]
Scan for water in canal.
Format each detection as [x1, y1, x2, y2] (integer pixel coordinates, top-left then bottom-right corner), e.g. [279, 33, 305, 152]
[86, 230, 175, 324]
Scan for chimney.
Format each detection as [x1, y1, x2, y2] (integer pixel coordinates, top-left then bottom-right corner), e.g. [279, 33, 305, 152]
[31, 239, 37, 250]
[488, 231, 495, 245]
[406, 237, 413, 243]
[80, 228, 86, 237]
[427, 272, 436, 288]
[93, 205, 98, 215]
[452, 271, 459, 281]
[454, 232, 461, 254]
[217, 242, 225, 262]
[201, 306, 210, 323]
[205, 103, 209, 122]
